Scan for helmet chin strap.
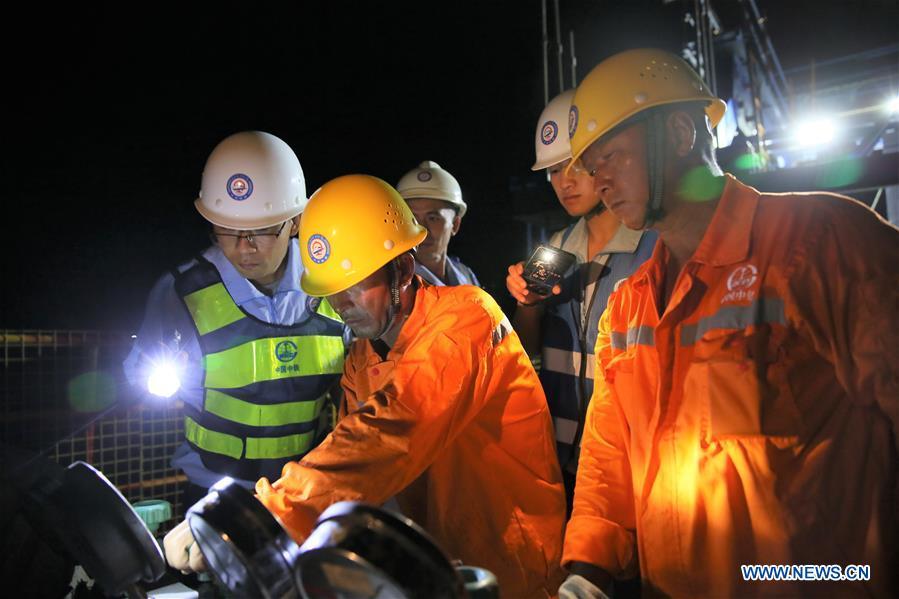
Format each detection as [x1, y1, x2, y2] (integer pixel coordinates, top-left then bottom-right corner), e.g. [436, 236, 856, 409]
[373, 260, 403, 341]
[642, 110, 667, 229]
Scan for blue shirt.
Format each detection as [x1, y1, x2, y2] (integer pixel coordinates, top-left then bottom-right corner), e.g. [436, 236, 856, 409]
[539, 220, 657, 472]
[123, 239, 350, 489]
[414, 256, 481, 287]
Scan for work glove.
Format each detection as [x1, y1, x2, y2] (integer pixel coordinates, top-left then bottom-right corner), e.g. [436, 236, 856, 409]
[558, 574, 611, 599]
[162, 519, 207, 573]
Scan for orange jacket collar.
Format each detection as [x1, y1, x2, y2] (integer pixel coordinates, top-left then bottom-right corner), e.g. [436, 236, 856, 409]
[692, 174, 758, 266]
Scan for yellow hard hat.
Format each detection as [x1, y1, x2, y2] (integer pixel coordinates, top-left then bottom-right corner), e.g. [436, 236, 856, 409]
[299, 175, 427, 297]
[569, 48, 726, 164]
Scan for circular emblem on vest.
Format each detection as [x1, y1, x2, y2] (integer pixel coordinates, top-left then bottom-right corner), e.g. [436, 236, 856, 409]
[307, 234, 331, 264]
[226, 173, 254, 201]
[275, 340, 298, 363]
[541, 120, 558, 145]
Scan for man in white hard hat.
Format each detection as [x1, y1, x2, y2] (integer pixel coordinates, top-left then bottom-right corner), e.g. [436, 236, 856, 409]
[124, 131, 349, 510]
[395, 160, 480, 287]
[505, 91, 656, 511]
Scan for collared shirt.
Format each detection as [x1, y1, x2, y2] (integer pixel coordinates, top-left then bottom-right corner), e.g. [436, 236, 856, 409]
[414, 255, 480, 287]
[564, 175, 899, 597]
[540, 219, 656, 470]
[123, 239, 350, 489]
[257, 280, 566, 598]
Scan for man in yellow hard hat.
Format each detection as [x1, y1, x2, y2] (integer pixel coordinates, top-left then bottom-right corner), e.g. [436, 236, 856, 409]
[166, 174, 567, 598]
[559, 49, 898, 598]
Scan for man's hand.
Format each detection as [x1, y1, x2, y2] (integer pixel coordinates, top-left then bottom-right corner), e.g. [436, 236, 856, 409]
[558, 574, 611, 599]
[162, 519, 207, 574]
[505, 262, 560, 305]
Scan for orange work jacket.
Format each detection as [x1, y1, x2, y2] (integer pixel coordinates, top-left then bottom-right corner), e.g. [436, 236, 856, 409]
[258, 281, 567, 598]
[564, 176, 899, 597]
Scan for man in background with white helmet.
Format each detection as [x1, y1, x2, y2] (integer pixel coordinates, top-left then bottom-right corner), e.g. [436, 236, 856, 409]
[396, 160, 480, 287]
[505, 90, 656, 511]
[124, 131, 349, 511]
[559, 49, 898, 598]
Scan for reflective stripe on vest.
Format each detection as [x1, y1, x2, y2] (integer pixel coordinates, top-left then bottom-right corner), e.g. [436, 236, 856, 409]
[204, 335, 345, 389]
[680, 298, 785, 345]
[542, 346, 596, 379]
[204, 389, 327, 427]
[315, 297, 342, 321]
[183, 283, 246, 335]
[610, 325, 656, 351]
[609, 297, 786, 351]
[554, 416, 579, 445]
[184, 415, 317, 460]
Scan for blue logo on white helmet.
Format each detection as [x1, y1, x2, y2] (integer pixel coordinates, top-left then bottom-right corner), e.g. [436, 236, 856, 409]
[307, 234, 331, 264]
[568, 105, 579, 138]
[227, 174, 254, 201]
[541, 120, 558, 145]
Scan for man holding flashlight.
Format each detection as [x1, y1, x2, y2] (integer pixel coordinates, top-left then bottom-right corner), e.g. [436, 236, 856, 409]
[506, 89, 655, 509]
[124, 131, 349, 507]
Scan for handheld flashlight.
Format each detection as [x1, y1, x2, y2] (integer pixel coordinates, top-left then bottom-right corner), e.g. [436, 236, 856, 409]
[145, 329, 184, 398]
[147, 362, 181, 398]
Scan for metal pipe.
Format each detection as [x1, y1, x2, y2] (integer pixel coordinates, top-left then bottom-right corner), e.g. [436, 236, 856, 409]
[553, 0, 564, 95]
[541, 0, 549, 106]
[694, 0, 705, 81]
[782, 43, 899, 74]
[746, 0, 791, 95]
[871, 187, 884, 211]
[738, 0, 789, 120]
[704, 0, 718, 95]
[118, 474, 189, 492]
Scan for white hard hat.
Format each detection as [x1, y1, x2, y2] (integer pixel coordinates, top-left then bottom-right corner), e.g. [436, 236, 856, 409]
[395, 160, 467, 218]
[532, 89, 575, 171]
[195, 131, 307, 230]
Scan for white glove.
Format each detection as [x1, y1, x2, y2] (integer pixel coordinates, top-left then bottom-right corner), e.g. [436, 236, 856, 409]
[558, 574, 611, 599]
[162, 519, 207, 573]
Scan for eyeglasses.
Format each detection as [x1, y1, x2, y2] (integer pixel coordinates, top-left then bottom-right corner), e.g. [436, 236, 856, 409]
[547, 158, 592, 177]
[210, 221, 288, 248]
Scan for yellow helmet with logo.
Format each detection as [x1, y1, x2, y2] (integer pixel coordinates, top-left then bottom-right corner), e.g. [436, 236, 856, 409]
[299, 175, 427, 297]
[568, 48, 726, 164]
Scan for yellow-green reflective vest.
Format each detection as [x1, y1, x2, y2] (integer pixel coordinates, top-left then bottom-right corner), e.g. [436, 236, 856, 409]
[174, 258, 345, 481]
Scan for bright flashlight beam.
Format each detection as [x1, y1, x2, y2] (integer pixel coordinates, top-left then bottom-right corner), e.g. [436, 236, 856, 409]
[147, 363, 181, 398]
[888, 96, 899, 114]
[795, 118, 836, 147]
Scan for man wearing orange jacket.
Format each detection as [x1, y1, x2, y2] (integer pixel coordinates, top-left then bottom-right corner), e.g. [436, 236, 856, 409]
[558, 49, 899, 598]
[248, 174, 566, 597]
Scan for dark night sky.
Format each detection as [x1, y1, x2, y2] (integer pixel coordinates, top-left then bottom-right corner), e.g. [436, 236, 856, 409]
[4, 1, 897, 331]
